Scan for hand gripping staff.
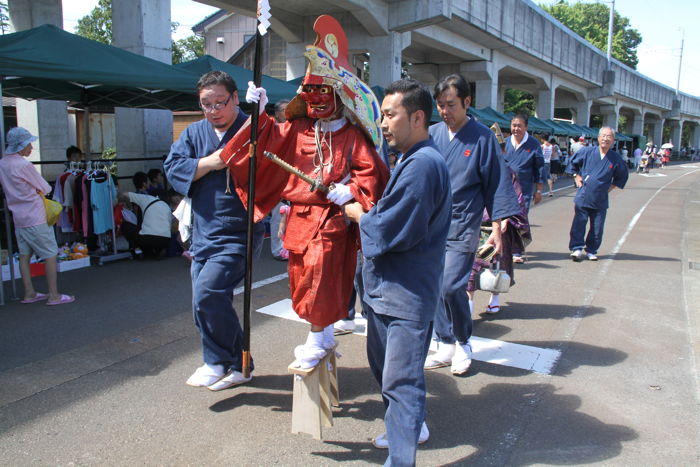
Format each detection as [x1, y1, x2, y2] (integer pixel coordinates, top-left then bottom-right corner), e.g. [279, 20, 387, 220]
[241, 0, 272, 378]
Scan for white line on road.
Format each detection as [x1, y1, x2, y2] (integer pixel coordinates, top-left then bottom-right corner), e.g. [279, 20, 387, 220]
[256, 299, 561, 374]
[233, 273, 288, 296]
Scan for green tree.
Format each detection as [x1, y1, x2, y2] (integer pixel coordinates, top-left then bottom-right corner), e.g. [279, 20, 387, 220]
[75, 0, 204, 64]
[75, 0, 112, 44]
[503, 89, 535, 115]
[172, 34, 205, 64]
[541, 1, 642, 69]
[0, 1, 12, 35]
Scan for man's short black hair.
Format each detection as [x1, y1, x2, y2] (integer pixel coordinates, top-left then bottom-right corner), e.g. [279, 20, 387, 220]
[384, 79, 433, 129]
[433, 74, 471, 101]
[66, 145, 82, 160]
[132, 171, 149, 190]
[196, 70, 238, 95]
[511, 113, 529, 127]
[147, 168, 162, 183]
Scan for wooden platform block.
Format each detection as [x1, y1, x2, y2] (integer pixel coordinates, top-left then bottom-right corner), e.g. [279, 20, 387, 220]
[288, 347, 339, 440]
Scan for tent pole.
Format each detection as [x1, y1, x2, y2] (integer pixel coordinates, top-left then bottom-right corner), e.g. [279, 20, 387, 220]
[0, 79, 4, 304]
[83, 106, 90, 157]
[0, 79, 18, 302]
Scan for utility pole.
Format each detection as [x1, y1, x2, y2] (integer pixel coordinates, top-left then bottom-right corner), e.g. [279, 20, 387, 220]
[606, 0, 615, 68]
[676, 29, 684, 97]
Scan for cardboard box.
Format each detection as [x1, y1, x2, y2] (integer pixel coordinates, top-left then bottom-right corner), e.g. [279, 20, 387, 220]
[57, 257, 90, 272]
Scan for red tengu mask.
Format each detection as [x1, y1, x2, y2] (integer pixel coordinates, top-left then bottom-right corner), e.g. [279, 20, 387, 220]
[300, 84, 342, 119]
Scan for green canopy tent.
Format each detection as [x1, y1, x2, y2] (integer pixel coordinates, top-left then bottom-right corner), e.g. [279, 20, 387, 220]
[471, 107, 511, 128]
[0, 24, 201, 111]
[175, 55, 298, 105]
[545, 119, 581, 137]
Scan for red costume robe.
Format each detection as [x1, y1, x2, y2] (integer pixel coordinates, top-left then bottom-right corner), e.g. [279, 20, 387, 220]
[221, 115, 389, 327]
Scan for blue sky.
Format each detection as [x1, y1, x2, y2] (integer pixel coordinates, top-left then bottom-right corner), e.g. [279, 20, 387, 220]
[62, 0, 699, 97]
[539, 0, 699, 96]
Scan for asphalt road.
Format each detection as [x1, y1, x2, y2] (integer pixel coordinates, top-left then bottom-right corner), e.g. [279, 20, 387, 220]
[1, 164, 699, 466]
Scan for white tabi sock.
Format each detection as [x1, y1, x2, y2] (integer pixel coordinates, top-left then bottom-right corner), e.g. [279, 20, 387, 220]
[305, 330, 325, 350]
[489, 294, 500, 308]
[468, 299, 474, 315]
[322, 325, 336, 349]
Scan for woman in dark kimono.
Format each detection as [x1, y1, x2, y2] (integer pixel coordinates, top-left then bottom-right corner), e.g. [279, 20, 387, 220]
[466, 167, 530, 313]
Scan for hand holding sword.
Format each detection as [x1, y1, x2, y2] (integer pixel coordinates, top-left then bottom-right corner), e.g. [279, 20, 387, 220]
[263, 151, 353, 205]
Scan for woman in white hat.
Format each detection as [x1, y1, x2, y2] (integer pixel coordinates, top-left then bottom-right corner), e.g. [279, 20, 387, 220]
[0, 127, 75, 305]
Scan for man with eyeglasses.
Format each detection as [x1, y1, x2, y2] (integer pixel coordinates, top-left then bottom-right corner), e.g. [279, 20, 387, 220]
[164, 70, 265, 391]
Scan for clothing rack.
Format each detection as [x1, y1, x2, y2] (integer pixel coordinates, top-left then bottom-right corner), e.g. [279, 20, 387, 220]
[85, 160, 132, 266]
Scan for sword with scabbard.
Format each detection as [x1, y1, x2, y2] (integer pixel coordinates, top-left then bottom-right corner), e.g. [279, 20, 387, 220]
[263, 151, 350, 192]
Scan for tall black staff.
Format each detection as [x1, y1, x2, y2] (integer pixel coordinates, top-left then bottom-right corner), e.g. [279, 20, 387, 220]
[242, 0, 271, 378]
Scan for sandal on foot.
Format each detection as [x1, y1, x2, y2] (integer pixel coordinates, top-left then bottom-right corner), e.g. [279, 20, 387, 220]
[21, 293, 48, 304]
[484, 305, 500, 314]
[47, 294, 75, 306]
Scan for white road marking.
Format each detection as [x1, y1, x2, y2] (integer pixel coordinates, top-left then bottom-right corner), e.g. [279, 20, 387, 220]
[639, 173, 667, 177]
[233, 273, 288, 295]
[256, 299, 561, 374]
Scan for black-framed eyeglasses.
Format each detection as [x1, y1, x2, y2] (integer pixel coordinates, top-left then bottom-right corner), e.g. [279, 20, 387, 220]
[199, 94, 233, 112]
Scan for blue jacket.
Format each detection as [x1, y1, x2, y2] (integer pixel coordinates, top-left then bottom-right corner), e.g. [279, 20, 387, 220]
[570, 146, 628, 210]
[164, 113, 263, 259]
[360, 138, 452, 323]
[504, 133, 545, 198]
[430, 118, 520, 253]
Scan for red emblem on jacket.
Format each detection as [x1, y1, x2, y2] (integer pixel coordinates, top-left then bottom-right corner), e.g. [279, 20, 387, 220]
[609, 164, 613, 169]
[464, 150, 471, 157]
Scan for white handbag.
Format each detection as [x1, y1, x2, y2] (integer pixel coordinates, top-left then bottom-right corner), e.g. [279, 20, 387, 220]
[478, 260, 511, 293]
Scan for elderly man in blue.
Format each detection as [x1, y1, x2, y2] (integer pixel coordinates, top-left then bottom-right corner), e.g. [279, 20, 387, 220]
[164, 71, 264, 392]
[425, 74, 520, 376]
[343, 79, 451, 467]
[569, 126, 628, 262]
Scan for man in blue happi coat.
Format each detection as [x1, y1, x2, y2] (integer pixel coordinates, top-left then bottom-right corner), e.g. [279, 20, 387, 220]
[504, 114, 544, 210]
[425, 74, 520, 376]
[504, 113, 544, 262]
[343, 79, 451, 466]
[164, 71, 264, 391]
[569, 126, 628, 262]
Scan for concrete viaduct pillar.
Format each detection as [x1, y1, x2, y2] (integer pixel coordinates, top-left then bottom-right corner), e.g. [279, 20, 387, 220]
[670, 120, 682, 149]
[112, 0, 173, 179]
[650, 119, 664, 147]
[368, 32, 410, 89]
[461, 61, 498, 109]
[692, 124, 700, 150]
[630, 113, 644, 136]
[536, 89, 554, 120]
[7, 0, 70, 180]
[575, 100, 591, 127]
[600, 104, 619, 131]
[474, 79, 498, 109]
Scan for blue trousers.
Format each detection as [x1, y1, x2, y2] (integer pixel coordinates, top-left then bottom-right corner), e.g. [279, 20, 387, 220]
[434, 250, 476, 345]
[366, 307, 432, 467]
[569, 204, 607, 255]
[345, 252, 366, 321]
[191, 251, 257, 373]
